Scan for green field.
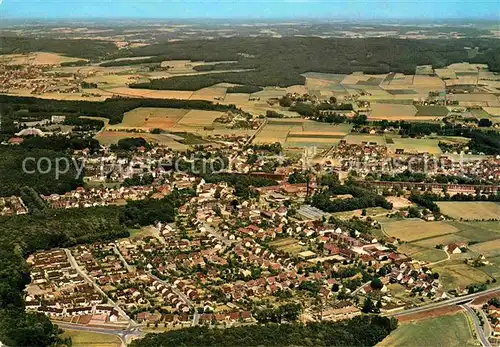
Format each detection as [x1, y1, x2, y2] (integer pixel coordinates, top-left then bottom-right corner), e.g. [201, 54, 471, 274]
[432, 261, 492, 292]
[451, 221, 500, 243]
[378, 313, 477, 347]
[62, 330, 121, 347]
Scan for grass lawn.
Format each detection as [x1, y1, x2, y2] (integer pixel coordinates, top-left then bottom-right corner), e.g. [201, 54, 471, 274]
[62, 330, 121, 347]
[377, 312, 477, 347]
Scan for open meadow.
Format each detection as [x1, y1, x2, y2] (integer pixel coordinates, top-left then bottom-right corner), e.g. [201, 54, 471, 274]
[368, 103, 417, 120]
[382, 219, 458, 242]
[377, 312, 476, 347]
[432, 261, 493, 291]
[437, 202, 500, 221]
[61, 330, 121, 347]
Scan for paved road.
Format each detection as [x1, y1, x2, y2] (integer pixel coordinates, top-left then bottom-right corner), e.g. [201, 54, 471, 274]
[461, 304, 491, 347]
[64, 249, 138, 328]
[113, 244, 134, 273]
[386, 286, 500, 318]
[147, 271, 201, 326]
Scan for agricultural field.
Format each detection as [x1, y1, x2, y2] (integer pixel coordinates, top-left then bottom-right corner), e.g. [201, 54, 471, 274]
[255, 119, 351, 149]
[450, 221, 500, 243]
[470, 239, 500, 258]
[368, 103, 417, 120]
[382, 219, 458, 242]
[95, 131, 189, 150]
[432, 261, 493, 291]
[388, 137, 442, 154]
[109, 107, 189, 130]
[411, 233, 469, 249]
[415, 105, 449, 117]
[410, 249, 449, 263]
[377, 312, 477, 347]
[0, 52, 87, 65]
[269, 237, 306, 256]
[437, 202, 500, 221]
[61, 330, 121, 347]
[175, 109, 226, 128]
[344, 134, 386, 145]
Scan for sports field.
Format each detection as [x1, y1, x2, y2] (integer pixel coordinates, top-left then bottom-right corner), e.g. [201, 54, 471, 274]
[383, 219, 458, 242]
[437, 202, 500, 221]
[377, 312, 476, 347]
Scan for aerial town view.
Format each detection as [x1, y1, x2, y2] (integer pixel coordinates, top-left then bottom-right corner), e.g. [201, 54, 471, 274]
[0, 0, 499, 346]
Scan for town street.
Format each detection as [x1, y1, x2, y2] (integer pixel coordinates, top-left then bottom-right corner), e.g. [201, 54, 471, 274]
[63, 248, 138, 328]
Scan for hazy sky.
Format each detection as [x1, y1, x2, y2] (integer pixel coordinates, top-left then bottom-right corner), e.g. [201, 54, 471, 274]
[0, 0, 498, 20]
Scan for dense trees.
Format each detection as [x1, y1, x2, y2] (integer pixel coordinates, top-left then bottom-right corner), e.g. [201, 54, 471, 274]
[226, 85, 263, 93]
[0, 147, 84, 197]
[119, 197, 176, 227]
[0, 206, 129, 346]
[312, 183, 393, 213]
[0, 36, 117, 59]
[130, 315, 397, 347]
[0, 95, 237, 125]
[116, 37, 500, 88]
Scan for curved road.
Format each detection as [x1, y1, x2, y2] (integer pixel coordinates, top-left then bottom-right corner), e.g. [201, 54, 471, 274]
[386, 286, 500, 318]
[461, 304, 491, 347]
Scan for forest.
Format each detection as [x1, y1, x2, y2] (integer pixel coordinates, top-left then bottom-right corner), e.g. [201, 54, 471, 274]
[312, 182, 393, 213]
[0, 95, 238, 128]
[0, 36, 117, 60]
[0, 147, 84, 197]
[118, 37, 500, 88]
[130, 315, 398, 347]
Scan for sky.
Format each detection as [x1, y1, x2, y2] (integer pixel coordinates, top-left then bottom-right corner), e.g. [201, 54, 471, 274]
[0, 0, 498, 20]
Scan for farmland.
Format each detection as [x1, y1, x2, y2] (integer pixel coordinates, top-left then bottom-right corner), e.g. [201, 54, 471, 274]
[387, 137, 442, 154]
[0, 52, 87, 65]
[269, 237, 306, 256]
[437, 202, 500, 220]
[378, 312, 476, 347]
[432, 261, 493, 291]
[254, 119, 351, 149]
[382, 219, 458, 242]
[95, 131, 189, 150]
[368, 104, 417, 120]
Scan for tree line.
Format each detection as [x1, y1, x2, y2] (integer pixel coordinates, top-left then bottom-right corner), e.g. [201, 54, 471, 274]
[130, 315, 398, 347]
